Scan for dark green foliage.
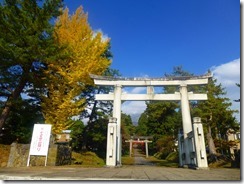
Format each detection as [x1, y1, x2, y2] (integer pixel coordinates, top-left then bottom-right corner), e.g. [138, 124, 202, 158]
[135, 112, 148, 136]
[77, 69, 119, 158]
[136, 66, 239, 161]
[80, 68, 119, 122]
[0, 98, 44, 144]
[121, 113, 135, 155]
[69, 120, 85, 152]
[156, 135, 177, 159]
[121, 113, 135, 139]
[83, 118, 108, 159]
[145, 101, 180, 139]
[192, 77, 239, 155]
[136, 101, 181, 155]
[0, 0, 64, 131]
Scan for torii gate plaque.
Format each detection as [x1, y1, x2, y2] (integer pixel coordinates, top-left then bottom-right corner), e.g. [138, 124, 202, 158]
[90, 73, 211, 167]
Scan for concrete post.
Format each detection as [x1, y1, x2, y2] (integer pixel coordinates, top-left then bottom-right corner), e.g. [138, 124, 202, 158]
[106, 118, 117, 166]
[180, 84, 192, 166]
[192, 117, 208, 169]
[113, 85, 122, 166]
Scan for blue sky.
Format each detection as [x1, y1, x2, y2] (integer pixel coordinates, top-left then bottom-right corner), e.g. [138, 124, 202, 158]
[63, 0, 240, 122]
[64, 0, 239, 77]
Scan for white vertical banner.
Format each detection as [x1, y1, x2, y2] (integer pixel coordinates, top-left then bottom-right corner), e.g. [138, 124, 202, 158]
[27, 124, 52, 166]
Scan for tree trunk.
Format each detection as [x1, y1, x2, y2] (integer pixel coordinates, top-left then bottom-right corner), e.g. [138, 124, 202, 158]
[207, 124, 217, 155]
[0, 75, 27, 131]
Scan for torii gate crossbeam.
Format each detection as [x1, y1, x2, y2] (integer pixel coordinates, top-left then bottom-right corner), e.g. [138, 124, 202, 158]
[90, 73, 211, 167]
[95, 93, 207, 101]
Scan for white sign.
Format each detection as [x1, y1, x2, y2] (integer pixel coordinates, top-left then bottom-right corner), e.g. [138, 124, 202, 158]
[27, 124, 52, 166]
[29, 124, 52, 155]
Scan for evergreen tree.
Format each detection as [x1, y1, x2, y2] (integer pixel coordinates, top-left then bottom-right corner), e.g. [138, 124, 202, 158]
[0, 97, 44, 144]
[80, 68, 118, 153]
[69, 120, 85, 152]
[83, 117, 108, 158]
[192, 77, 239, 157]
[136, 112, 148, 136]
[121, 113, 135, 155]
[0, 0, 64, 131]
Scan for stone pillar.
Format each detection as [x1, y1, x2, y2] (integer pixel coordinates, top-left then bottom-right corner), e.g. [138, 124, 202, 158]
[106, 118, 117, 166]
[113, 84, 122, 166]
[180, 84, 192, 166]
[192, 117, 208, 169]
[178, 129, 184, 166]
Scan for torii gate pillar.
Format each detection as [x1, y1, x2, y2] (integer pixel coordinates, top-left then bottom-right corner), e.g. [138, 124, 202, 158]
[180, 84, 193, 166]
[113, 85, 122, 165]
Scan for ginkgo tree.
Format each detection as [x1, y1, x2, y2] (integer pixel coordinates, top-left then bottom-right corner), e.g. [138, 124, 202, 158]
[41, 7, 111, 134]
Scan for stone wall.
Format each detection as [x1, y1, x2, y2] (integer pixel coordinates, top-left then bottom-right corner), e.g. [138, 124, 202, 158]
[55, 144, 72, 166]
[7, 142, 71, 167]
[7, 143, 30, 167]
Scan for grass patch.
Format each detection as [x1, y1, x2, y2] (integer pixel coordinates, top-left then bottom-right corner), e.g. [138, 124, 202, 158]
[71, 151, 105, 167]
[146, 156, 179, 167]
[208, 160, 232, 168]
[122, 155, 135, 165]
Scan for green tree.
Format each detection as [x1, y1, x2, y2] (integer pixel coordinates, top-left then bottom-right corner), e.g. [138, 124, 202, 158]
[121, 113, 135, 137]
[156, 135, 177, 159]
[81, 68, 118, 123]
[136, 112, 148, 136]
[137, 66, 207, 156]
[80, 69, 118, 153]
[0, 97, 43, 144]
[121, 113, 135, 155]
[83, 117, 108, 159]
[0, 0, 63, 131]
[192, 77, 239, 157]
[145, 101, 179, 138]
[69, 120, 85, 152]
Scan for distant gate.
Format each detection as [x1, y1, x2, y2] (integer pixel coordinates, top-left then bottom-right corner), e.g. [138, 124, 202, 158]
[125, 136, 152, 158]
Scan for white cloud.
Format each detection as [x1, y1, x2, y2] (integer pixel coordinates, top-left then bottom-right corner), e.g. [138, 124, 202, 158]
[123, 87, 146, 94]
[210, 58, 240, 122]
[122, 87, 147, 122]
[122, 101, 146, 115]
[93, 29, 110, 42]
[211, 59, 240, 87]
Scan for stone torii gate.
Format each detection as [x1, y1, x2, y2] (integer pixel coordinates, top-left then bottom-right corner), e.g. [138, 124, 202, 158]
[90, 73, 211, 167]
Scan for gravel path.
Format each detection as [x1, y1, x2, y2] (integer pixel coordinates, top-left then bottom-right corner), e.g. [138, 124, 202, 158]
[133, 148, 155, 166]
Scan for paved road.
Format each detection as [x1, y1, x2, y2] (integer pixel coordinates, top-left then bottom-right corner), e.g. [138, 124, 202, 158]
[0, 165, 240, 180]
[0, 148, 240, 181]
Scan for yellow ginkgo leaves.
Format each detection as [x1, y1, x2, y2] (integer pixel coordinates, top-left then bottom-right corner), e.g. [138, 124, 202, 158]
[41, 6, 111, 134]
